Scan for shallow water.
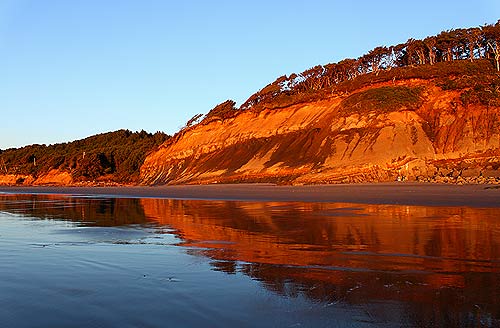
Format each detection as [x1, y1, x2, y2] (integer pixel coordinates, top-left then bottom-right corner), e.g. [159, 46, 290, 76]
[0, 194, 499, 327]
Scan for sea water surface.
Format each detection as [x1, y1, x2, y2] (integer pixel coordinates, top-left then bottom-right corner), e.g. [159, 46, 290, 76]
[0, 193, 499, 328]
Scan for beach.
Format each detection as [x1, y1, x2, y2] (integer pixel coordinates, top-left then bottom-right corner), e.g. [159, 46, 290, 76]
[1, 184, 499, 327]
[0, 182, 499, 207]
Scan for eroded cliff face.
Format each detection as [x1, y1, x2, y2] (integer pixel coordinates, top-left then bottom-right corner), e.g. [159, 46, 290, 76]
[141, 77, 500, 185]
[0, 170, 72, 186]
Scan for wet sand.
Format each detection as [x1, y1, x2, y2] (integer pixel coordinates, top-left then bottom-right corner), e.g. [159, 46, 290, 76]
[0, 183, 499, 207]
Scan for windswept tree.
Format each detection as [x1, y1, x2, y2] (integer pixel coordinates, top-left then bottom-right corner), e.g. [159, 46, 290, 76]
[463, 27, 482, 60]
[392, 43, 408, 67]
[406, 39, 427, 65]
[337, 58, 358, 80]
[300, 65, 326, 91]
[322, 63, 339, 87]
[436, 30, 457, 62]
[483, 22, 500, 71]
[204, 100, 239, 122]
[364, 46, 389, 75]
[184, 113, 204, 129]
[423, 36, 437, 65]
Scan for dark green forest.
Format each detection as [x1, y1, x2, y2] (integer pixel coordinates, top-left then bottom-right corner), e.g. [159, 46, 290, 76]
[0, 130, 168, 183]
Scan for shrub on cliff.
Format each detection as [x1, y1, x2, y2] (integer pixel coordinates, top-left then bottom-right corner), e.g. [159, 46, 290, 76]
[340, 86, 424, 114]
[202, 100, 240, 123]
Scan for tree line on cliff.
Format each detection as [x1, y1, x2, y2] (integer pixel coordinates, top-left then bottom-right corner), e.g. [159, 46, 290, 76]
[0, 130, 168, 183]
[192, 21, 500, 122]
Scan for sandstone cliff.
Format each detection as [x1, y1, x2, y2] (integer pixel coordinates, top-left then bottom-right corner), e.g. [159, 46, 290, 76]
[141, 60, 500, 185]
[0, 170, 71, 186]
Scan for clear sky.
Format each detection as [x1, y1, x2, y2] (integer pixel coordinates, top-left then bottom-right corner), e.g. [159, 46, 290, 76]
[0, 0, 498, 149]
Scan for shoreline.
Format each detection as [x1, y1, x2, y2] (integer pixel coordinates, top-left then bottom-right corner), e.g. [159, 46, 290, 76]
[0, 183, 499, 207]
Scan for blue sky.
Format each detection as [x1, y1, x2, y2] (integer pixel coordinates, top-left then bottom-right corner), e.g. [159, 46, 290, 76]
[0, 0, 498, 149]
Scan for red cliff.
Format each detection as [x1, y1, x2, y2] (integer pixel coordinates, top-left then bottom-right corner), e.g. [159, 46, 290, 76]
[141, 60, 500, 185]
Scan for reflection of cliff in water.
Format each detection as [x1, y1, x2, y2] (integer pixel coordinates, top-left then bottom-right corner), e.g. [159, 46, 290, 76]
[140, 199, 500, 327]
[0, 194, 498, 326]
[141, 199, 499, 272]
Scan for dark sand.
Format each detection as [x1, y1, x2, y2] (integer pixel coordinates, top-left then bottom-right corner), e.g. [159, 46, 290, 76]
[0, 183, 499, 207]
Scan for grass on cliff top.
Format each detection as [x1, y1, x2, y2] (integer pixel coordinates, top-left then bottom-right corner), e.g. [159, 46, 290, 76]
[340, 86, 424, 114]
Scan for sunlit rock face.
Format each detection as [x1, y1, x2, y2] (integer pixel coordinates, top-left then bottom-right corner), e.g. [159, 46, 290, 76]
[141, 77, 500, 185]
[0, 170, 72, 186]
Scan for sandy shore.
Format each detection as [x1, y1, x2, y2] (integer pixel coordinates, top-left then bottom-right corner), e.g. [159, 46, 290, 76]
[0, 183, 499, 207]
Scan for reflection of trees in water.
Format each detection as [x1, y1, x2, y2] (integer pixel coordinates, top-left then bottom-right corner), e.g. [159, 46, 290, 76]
[0, 195, 498, 326]
[0, 194, 150, 226]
